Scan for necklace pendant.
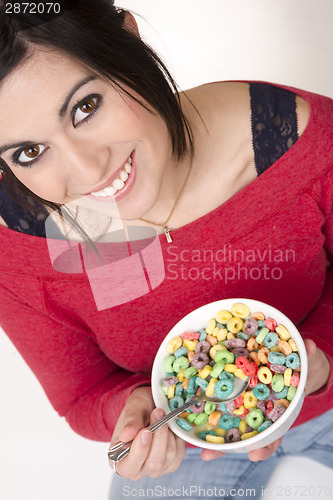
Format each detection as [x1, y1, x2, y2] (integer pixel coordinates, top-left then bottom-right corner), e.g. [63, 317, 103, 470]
[163, 225, 172, 243]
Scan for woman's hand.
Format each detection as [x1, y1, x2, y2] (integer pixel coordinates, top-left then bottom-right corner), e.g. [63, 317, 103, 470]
[109, 385, 186, 480]
[201, 338, 331, 463]
[303, 338, 330, 396]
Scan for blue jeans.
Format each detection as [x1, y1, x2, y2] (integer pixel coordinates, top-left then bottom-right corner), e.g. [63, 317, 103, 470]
[108, 408, 333, 499]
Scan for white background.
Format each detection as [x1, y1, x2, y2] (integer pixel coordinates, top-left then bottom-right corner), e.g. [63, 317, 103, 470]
[1, 1, 333, 499]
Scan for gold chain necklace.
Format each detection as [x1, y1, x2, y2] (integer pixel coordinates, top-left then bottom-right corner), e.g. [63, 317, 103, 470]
[139, 159, 193, 243]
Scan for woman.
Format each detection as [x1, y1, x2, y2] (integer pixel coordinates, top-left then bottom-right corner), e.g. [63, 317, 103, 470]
[0, 1, 332, 498]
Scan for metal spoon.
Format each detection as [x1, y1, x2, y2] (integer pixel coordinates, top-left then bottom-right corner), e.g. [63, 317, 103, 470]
[108, 373, 250, 464]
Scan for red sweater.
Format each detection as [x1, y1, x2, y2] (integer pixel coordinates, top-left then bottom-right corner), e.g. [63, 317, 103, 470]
[0, 82, 333, 443]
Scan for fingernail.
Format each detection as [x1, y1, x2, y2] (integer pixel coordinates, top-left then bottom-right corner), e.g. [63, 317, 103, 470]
[155, 409, 165, 420]
[141, 430, 151, 445]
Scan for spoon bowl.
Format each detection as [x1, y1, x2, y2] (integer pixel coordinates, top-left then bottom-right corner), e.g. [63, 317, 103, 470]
[194, 372, 250, 404]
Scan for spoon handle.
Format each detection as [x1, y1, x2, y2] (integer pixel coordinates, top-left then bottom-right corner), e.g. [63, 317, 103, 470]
[148, 396, 199, 433]
[108, 396, 199, 463]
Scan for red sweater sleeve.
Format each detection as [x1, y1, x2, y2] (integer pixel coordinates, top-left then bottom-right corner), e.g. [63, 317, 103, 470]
[0, 282, 151, 442]
[294, 168, 333, 424]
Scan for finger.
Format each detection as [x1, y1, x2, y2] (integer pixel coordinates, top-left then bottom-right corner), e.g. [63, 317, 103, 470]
[201, 449, 226, 461]
[116, 405, 152, 444]
[173, 433, 187, 462]
[248, 446, 272, 462]
[116, 427, 153, 479]
[141, 408, 170, 476]
[149, 407, 166, 426]
[163, 432, 186, 474]
[304, 338, 317, 358]
[118, 421, 145, 444]
[248, 436, 283, 462]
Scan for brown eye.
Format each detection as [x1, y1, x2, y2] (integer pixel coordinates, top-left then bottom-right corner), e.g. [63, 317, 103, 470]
[24, 145, 40, 158]
[16, 144, 47, 166]
[73, 95, 101, 127]
[79, 98, 96, 114]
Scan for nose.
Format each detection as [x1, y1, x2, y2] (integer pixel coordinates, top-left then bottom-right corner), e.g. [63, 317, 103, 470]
[61, 136, 111, 193]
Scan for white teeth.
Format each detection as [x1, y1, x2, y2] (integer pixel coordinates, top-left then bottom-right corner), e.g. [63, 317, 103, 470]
[125, 162, 132, 174]
[89, 156, 133, 197]
[113, 178, 125, 190]
[104, 186, 117, 196]
[120, 170, 128, 182]
[91, 190, 107, 197]
[90, 186, 116, 197]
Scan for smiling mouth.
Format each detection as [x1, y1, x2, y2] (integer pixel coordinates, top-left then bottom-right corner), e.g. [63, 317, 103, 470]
[87, 153, 133, 197]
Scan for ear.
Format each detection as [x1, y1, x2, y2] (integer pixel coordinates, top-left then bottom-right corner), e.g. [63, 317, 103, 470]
[123, 11, 140, 37]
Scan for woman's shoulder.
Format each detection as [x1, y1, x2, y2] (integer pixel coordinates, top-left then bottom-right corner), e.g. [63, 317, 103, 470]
[187, 80, 311, 138]
[0, 214, 8, 228]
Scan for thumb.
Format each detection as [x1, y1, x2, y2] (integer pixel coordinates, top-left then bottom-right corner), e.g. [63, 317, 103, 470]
[118, 421, 144, 444]
[116, 399, 152, 444]
[304, 338, 317, 358]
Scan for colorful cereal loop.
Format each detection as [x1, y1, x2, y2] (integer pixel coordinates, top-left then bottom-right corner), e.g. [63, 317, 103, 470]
[177, 417, 192, 431]
[285, 353, 300, 369]
[227, 317, 244, 333]
[206, 435, 225, 443]
[243, 391, 258, 409]
[206, 377, 218, 397]
[183, 339, 198, 351]
[206, 318, 216, 335]
[197, 365, 212, 379]
[256, 327, 270, 344]
[216, 310, 233, 324]
[182, 332, 200, 340]
[245, 408, 264, 429]
[288, 338, 298, 351]
[217, 328, 228, 341]
[208, 411, 222, 426]
[215, 350, 235, 364]
[257, 366, 273, 384]
[258, 347, 270, 364]
[231, 303, 251, 319]
[251, 311, 265, 321]
[275, 325, 291, 341]
[253, 382, 270, 400]
[209, 344, 225, 360]
[167, 336, 182, 353]
[278, 339, 293, 356]
[241, 431, 258, 440]
[162, 355, 175, 373]
[214, 378, 234, 398]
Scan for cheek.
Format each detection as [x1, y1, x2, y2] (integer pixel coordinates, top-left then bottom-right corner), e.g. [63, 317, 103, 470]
[101, 97, 168, 145]
[15, 170, 65, 203]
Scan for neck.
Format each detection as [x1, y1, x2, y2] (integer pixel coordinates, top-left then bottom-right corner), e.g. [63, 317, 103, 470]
[138, 90, 204, 227]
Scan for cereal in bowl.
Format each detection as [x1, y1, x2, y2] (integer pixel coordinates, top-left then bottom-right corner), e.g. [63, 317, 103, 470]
[161, 302, 301, 444]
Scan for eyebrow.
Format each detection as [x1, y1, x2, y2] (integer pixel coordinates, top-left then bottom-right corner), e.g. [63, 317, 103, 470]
[0, 75, 98, 156]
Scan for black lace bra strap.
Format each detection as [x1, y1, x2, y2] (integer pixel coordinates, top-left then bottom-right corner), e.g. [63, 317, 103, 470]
[250, 83, 299, 176]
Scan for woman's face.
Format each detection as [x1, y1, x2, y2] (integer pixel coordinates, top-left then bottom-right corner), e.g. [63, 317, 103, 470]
[0, 48, 173, 220]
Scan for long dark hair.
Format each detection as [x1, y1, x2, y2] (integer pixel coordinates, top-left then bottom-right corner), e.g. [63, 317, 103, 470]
[0, 0, 195, 252]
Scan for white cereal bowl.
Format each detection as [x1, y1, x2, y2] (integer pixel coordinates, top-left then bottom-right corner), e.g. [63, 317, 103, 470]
[151, 298, 308, 453]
